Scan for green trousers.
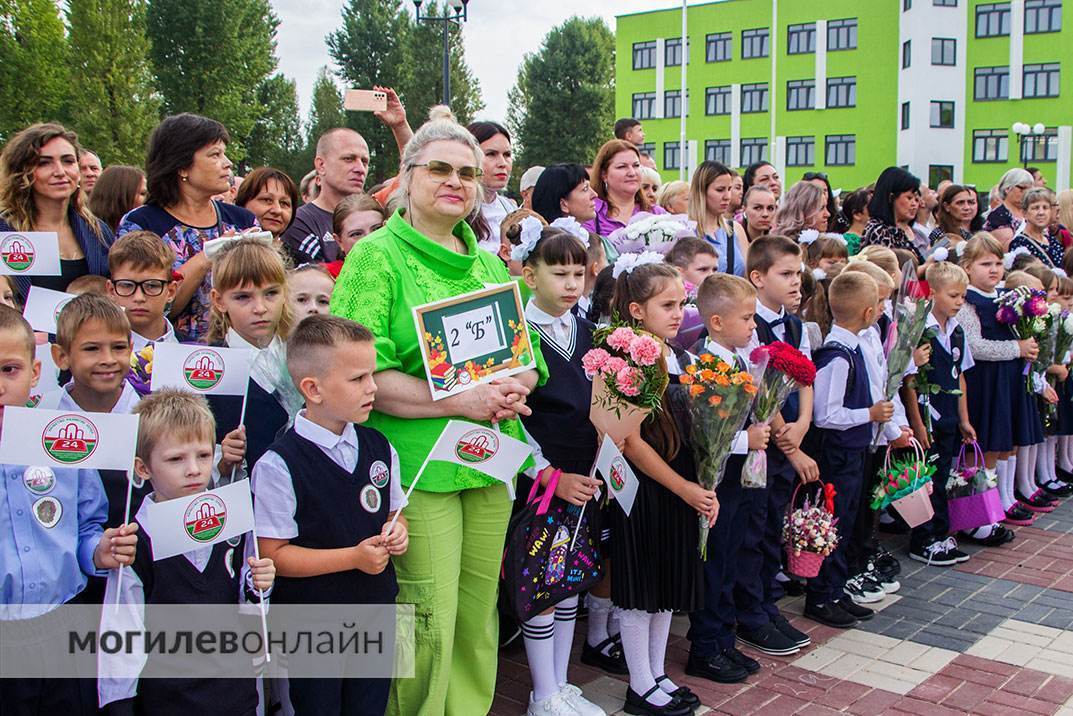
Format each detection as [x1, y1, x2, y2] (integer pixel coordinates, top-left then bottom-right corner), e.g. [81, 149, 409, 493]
[388, 484, 512, 716]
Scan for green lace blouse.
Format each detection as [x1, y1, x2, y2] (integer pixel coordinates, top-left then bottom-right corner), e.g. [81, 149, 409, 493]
[330, 209, 548, 492]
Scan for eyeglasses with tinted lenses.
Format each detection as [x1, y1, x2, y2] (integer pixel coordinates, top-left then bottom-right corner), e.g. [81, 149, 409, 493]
[112, 279, 168, 297]
[411, 160, 483, 184]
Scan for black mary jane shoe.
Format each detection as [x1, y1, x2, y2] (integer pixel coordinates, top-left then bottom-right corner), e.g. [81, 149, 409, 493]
[655, 675, 700, 709]
[624, 685, 692, 716]
[581, 634, 629, 675]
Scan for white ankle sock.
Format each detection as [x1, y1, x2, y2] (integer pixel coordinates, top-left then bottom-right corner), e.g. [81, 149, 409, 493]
[619, 609, 670, 707]
[585, 594, 611, 651]
[648, 611, 678, 694]
[1016, 445, 1038, 498]
[522, 613, 558, 702]
[553, 596, 578, 687]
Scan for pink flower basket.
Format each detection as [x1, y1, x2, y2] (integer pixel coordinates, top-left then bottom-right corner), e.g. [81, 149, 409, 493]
[948, 488, 1004, 533]
[785, 548, 825, 578]
[891, 485, 935, 528]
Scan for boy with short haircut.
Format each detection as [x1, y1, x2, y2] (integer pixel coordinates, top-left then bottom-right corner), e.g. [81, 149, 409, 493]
[732, 236, 817, 657]
[0, 305, 137, 713]
[666, 238, 718, 292]
[106, 230, 181, 350]
[687, 274, 771, 685]
[906, 262, 977, 566]
[253, 314, 408, 715]
[578, 231, 608, 319]
[100, 388, 275, 715]
[807, 272, 895, 629]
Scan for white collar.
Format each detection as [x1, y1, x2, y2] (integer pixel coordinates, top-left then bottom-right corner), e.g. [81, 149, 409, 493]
[294, 410, 358, 453]
[703, 338, 744, 365]
[226, 327, 279, 353]
[826, 324, 861, 350]
[883, 299, 893, 319]
[131, 318, 177, 352]
[968, 285, 998, 298]
[41, 379, 141, 414]
[524, 300, 571, 327]
[927, 312, 961, 339]
[755, 299, 784, 323]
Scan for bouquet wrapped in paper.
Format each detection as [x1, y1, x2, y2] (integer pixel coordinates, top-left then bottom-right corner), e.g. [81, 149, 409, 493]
[583, 322, 669, 443]
[607, 212, 697, 256]
[680, 351, 762, 557]
[995, 286, 1050, 393]
[873, 269, 932, 448]
[741, 341, 816, 488]
[1034, 303, 1060, 420]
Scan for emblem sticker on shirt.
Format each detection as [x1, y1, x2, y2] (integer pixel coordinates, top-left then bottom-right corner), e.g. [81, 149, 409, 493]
[369, 460, 389, 489]
[226, 535, 242, 547]
[32, 496, 62, 528]
[23, 466, 55, 495]
[224, 548, 236, 580]
[952, 346, 961, 363]
[360, 484, 381, 513]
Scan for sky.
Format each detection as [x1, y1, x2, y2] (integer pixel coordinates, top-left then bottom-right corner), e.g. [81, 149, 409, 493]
[273, 0, 682, 120]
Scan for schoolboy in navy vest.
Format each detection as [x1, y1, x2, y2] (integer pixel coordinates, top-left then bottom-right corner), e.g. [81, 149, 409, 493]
[0, 306, 138, 715]
[807, 271, 894, 629]
[733, 236, 818, 657]
[99, 389, 275, 716]
[254, 315, 408, 716]
[905, 263, 978, 566]
[685, 275, 771, 685]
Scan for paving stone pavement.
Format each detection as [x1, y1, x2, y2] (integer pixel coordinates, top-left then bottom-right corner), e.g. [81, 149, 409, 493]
[492, 495, 1073, 715]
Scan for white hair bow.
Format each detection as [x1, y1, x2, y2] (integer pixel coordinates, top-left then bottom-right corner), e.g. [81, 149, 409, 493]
[203, 229, 275, 260]
[798, 229, 820, 246]
[931, 246, 949, 263]
[1054, 268, 1068, 279]
[1003, 246, 1031, 270]
[550, 216, 589, 245]
[811, 267, 827, 282]
[510, 216, 546, 262]
[612, 251, 664, 279]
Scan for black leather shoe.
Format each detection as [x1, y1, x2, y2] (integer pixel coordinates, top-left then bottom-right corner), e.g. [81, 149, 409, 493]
[685, 651, 749, 683]
[1056, 466, 1073, 484]
[723, 646, 761, 674]
[736, 623, 800, 655]
[1040, 480, 1073, 498]
[772, 614, 811, 648]
[835, 597, 874, 621]
[581, 635, 628, 675]
[624, 685, 692, 716]
[655, 676, 700, 709]
[804, 601, 858, 628]
[960, 524, 1015, 546]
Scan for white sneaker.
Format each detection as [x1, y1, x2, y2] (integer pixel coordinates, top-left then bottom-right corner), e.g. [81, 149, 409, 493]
[559, 683, 606, 716]
[528, 690, 579, 716]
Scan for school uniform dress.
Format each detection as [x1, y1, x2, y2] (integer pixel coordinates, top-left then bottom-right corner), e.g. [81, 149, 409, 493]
[686, 341, 751, 657]
[98, 496, 264, 716]
[734, 303, 810, 631]
[253, 412, 405, 716]
[608, 349, 704, 614]
[809, 326, 874, 607]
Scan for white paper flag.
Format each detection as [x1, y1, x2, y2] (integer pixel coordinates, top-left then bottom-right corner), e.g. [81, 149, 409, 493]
[141, 480, 256, 560]
[0, 406, 138, 471]
[594, 434, 639, 517]
[150, 343, 255, 396]
[22, 286, 76, 334]
[423, 420, 531, 494]
[0, 232, 61, 276]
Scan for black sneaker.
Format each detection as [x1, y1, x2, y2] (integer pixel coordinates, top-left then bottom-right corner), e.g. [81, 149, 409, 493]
[864, 560, 900, 593]
[772, 614, 811, 648]
[736, 623, 800, 656]
[844, 574, 884, 604]
[947, 546, 970, 563]
[723, 646, 761, 674]
[835, 597, 874, 621]
[909, 541, 958, 567]
[804, 601, 857, 629]
[873, 547, 902, 578]
[685, 651, 749, 683]
[581, 635, 628, 675]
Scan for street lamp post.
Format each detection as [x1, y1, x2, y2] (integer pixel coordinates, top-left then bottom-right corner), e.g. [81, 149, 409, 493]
[1012, 121, 1047, 168]
[413, 0, 469, 107]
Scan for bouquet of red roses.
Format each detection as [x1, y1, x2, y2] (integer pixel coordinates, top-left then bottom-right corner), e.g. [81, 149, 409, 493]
[742, 342, 816, 487]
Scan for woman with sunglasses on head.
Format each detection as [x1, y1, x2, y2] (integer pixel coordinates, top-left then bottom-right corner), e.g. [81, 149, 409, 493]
[330, 117, 547, 716]
[467, 121, 517, 252]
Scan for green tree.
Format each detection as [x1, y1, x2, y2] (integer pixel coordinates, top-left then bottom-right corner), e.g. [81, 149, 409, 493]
[0, 0, 69, 140]
[65, 0, 160, 165]
[404, 2, 483, 125]
[244, 73, 303, 173]
[146, 0, 279, 161]
[507, 17, 615, 171]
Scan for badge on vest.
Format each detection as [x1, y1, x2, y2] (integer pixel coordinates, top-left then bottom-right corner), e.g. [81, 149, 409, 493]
[23, 466, 55, 495]
[32, 496, 61, 528]
[360, 484, 381, 513]
[224, 547, 236, 580]
[369, 460, 389, 489]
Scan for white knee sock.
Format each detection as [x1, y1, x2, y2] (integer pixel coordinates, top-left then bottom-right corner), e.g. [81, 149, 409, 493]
[553, 596, 578, 687]
[648, 611, 679, 695]
[608, 604, 621, 639]
[1039, 437, 1058, 485]
[1016, 445, 1038, 499]
[585, 594, 612, 651]
[1060, 436, 1073, 472]
[997, 458, 1015, 510]
[522, 613, 558, 703]
[619, 609, 670, 706]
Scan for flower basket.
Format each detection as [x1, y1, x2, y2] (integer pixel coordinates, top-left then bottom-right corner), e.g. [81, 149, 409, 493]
[782, 481, 839, 578]
[891, 485, 935, 528]
[871, 437, 936, 528]
[946, 441, 1004, 533]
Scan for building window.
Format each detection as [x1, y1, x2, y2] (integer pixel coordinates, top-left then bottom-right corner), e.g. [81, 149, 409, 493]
[705, 139, 731, 164]
[706, 32, 731, 62]
[787, 23, 816, 54]
[929, 165, 954, 187]
[740, 138, 768, 166]
[904, 0, 912, 10]
[632, 41, 656, 70]
[973, 66, 1009, 100]
[1021, 128, 1059, 162]
[932, 38, 956, 65]
[742, 28, 770, 59]
[786, 136, 815, 166]
[665, 37, 688, 67]
[1025, 0, 1062, 33]
[786, 79, 815, 110]
[638, 143, 656, 161]
[930, 100, 955, 128]
[664, 90, 688, 118]
[827, 18, 858, 50]
[825, 134, 856, 166]
[632, 92, 656, 120]
[902, 40, 912, 68]
[901, 102, 910, 130]
[972, 129, 1008, 162]
[933, 0, 957, 6]
[1024, 63, 1060, 98]
[741, 83, 769, 113]
[663, 142, 681, 170]
[976, 3, 1011, 37]
[826, 76, 856, 108]
[705, 86, 731, 115]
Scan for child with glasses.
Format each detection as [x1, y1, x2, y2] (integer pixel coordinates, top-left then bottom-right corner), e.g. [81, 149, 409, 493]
[106, 230, 184, 349]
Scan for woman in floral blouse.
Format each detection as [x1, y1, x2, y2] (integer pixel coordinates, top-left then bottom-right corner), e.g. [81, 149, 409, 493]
[861, 166, 923, 262]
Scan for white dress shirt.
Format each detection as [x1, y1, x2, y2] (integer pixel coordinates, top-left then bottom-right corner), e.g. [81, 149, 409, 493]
[813, 325, 875, 433]
[525, 300, 576, 353]
[858, 325, 909, 444]
[38, 379, 142, 414]
[131, 318, 178, 352]
[702, 339, 751, 455]
[747, 299, 812, 359]
[226, 328, 287, 396]
[923, 312, 975, 421]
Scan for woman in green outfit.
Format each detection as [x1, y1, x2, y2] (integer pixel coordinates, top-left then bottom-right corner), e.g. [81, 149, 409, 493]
[330, 118, 546, 715]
